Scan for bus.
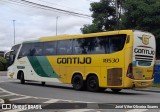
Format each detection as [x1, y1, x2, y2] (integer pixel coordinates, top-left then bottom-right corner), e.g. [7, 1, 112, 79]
[6, 30, 156, 92]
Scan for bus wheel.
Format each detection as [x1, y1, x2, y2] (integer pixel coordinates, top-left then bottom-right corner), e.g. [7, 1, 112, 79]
[20, 72, 25, 84]
[41, 82, 45, 86]
[111, 89, 122, 93]
[72, 75, 84, 91]
[87, 75, 99, 92]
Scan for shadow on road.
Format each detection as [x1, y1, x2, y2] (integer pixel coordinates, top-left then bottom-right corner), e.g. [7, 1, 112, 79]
[10, 81, 147, 96]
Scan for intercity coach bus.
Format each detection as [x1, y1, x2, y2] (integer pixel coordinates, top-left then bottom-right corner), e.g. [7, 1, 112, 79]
[6, 30, 156, 92]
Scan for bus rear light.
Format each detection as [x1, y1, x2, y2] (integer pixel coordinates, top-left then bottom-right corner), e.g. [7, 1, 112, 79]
[126, 63, 134, 79]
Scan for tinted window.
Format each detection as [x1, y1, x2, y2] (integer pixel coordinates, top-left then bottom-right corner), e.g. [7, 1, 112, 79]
[31, 43, 43, 56]
[109, 35, 126, 53]
[57, 40, 72, 55]
[11, 44, 20, 56]
[73, 38, 87, 54]
[18, 43, 32, 58]
[72, 34, 126, 55]
[8, 44, 20, 65]
[44, 41, 57, 55]
[73, 38, 107, 54]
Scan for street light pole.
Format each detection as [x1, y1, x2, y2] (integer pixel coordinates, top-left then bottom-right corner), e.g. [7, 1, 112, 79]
[56, 16, 59, 36]
[13, 20, 16, 45]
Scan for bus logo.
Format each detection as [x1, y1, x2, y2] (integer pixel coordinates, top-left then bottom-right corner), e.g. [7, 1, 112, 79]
[138, 35, 151, 45]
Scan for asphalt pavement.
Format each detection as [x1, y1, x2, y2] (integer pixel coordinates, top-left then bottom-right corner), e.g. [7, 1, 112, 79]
[1, 71, 160, 104]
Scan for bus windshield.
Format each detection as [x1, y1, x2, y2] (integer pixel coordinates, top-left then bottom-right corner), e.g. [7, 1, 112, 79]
[8, 44, 20, 66]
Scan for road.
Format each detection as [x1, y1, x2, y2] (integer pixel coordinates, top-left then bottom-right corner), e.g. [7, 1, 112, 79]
[0, 76, 160, 112]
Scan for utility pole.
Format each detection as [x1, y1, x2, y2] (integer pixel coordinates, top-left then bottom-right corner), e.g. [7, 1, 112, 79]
[13, 20, 16, 45]
[56, 16, 59, 36]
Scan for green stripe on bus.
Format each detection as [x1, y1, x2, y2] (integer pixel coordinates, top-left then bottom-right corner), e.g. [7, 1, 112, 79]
[28, 56, 60, 78]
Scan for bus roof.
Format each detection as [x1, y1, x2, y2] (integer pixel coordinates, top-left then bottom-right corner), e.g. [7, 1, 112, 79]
[39, 30, 133, 42]
[21, 30, 152, 43]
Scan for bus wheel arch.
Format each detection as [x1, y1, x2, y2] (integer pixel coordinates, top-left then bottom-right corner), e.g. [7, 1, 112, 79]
[111, 88, 122, 93]
[17, 70, 25, 84]
[71, 73, 85, 91]
[86, 74, 100, 92]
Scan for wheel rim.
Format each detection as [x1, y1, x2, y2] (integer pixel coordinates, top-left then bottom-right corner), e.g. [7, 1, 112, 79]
[89, 79, 97, 89]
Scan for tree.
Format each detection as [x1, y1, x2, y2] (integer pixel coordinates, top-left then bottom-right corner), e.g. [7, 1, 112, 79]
[121, 0, 160, 58]
[0, 56, 7, 71]
[81, 0, 123, 34]
[121, 0, 160, 37]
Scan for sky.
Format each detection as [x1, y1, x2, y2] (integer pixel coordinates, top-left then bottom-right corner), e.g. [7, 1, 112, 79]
[0, 0, 100, 51]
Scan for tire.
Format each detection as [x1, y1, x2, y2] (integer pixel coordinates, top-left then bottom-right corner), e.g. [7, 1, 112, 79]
[72, 75, 85, 91]
[111, 89, 122, 93]
[42, 82, 45, 86]
[20, 72, 25, 84]
[87, 75, 99, 92]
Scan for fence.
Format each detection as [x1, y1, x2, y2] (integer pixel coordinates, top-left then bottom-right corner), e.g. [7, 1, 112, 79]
[154, 64, 160, 84]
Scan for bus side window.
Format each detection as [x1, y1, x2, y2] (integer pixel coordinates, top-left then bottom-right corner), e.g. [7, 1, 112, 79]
[18, 43, 32, 58]
[44, 41, 56, 55]
[109, 34, 126, 53]
[31, 42, 43, 56]
[72, 38, 87, 54]
[57, 40, 72, 55]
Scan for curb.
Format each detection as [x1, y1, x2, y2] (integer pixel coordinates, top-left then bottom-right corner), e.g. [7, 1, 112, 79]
[135, 88, 160, 93]
[0, 98, 4, 103]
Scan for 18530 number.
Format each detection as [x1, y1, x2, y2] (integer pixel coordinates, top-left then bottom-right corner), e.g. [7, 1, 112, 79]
[103, 58, 119, 63]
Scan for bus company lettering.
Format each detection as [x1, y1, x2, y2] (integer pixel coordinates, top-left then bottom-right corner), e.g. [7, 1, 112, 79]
[57, 57, 91, 64]
[134, 48, 155, 55]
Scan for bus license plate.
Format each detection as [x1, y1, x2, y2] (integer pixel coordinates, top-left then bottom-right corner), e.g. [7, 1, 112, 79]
[141, 82, 146, 85]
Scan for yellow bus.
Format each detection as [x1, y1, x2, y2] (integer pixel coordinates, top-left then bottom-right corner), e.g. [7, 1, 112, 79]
[6, 30, 156, 92]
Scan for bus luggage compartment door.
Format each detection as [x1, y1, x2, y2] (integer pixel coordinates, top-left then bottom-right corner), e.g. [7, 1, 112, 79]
[107, 68, 122, 86]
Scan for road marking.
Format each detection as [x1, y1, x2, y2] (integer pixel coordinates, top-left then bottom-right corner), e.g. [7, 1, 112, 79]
[43, 99, 60, 103]
[66, 109, 94, 112]
[0, 94, 15, 97]
[0, 91, 4, 93]
[3, 109, 28, 112]
[10, 96, 31, 101]
[0, 98, 4, 103]
[126, 109, 148, 112]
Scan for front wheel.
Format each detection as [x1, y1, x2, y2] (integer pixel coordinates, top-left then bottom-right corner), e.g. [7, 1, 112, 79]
[20, 72, 25, 84]
[111, 89, 122, 93]
[41, 82, 46, 86]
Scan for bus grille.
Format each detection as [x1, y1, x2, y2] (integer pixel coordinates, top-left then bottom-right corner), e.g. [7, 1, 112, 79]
[135, 55, 153, 66]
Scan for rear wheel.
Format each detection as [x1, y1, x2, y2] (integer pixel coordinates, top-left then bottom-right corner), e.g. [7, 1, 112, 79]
[20, 72, 25, 84]
[87, 75, 99, 92]
[72, 75, 85, 91]
[111, 89, 122, 93]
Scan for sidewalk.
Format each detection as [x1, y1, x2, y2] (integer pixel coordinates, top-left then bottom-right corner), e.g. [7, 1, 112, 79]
[0, 71, 6, 76]
[135, 87, 160, 93]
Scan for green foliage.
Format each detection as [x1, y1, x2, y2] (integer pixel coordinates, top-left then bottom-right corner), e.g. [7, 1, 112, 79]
[81, 0, 118, 34]
[121, 0, 160, 37]
[121, 0, 160, 58]
[0, 56, 7, 71]
[81, 0, 160, 58]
